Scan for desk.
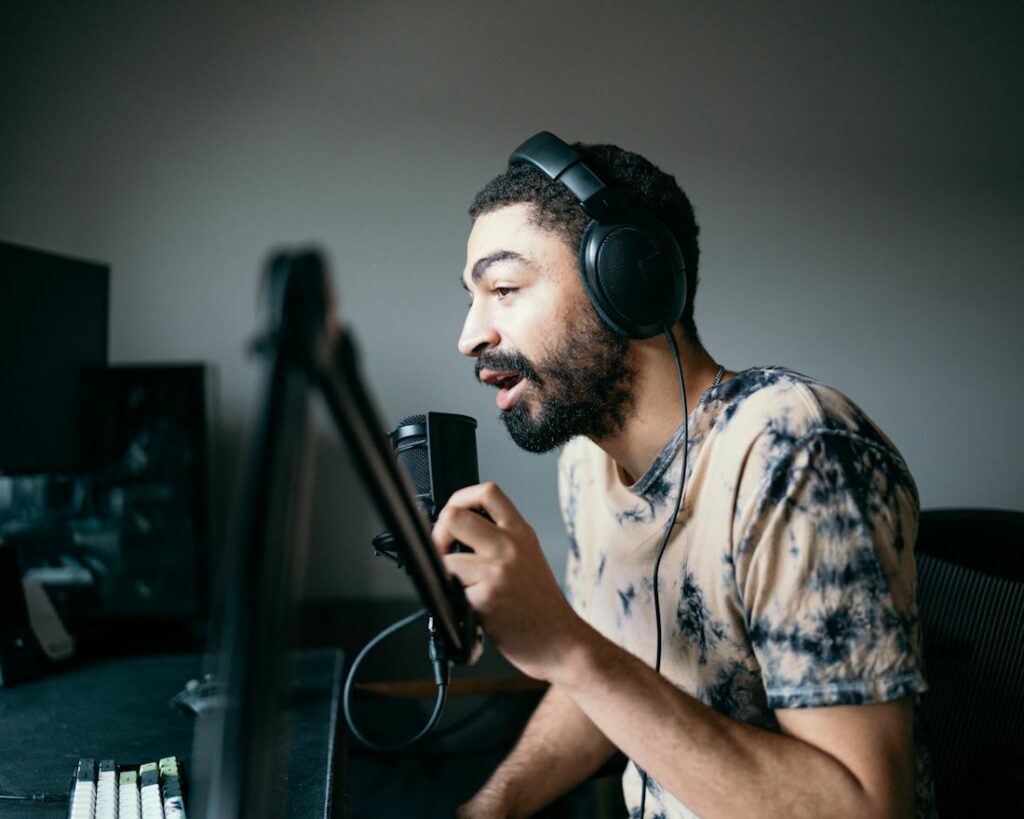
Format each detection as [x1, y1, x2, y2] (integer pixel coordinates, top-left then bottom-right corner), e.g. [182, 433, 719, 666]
[0, 650, 345, 819]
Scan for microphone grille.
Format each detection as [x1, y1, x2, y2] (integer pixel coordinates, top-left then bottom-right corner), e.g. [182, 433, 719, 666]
[391, 415, 430, 496]
[398, 446, 431, 494]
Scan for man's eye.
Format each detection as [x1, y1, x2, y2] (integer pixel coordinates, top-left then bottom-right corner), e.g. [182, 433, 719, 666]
[494, 286, 517, 300]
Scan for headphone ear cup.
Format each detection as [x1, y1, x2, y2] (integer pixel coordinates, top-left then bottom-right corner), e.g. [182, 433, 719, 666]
[580, 222, 685, 339]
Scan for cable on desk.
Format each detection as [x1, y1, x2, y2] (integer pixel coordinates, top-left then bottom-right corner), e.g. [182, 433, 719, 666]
[343, 608, 450, 752]
[0, 792, 68, 803]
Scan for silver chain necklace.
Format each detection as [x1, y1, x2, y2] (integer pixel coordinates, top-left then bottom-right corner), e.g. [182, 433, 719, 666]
[700, 363, 725, 406]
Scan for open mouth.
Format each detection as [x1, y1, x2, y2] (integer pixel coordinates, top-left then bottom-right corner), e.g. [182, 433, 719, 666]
[479, 369, 528, 411]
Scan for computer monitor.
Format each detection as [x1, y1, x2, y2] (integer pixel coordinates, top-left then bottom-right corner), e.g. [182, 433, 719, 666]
[191, 248, 480, 819]
[72, 364, 212, 651]
[0, 241, 109, 476]
[0, 364, 213, 655]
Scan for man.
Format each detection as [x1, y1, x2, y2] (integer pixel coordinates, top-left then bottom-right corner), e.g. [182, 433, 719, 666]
[431, 133, 933, 818]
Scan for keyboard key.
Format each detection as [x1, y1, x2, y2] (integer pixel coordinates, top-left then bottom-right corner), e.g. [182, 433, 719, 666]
[95, 760, 117, 819]
[119, 770, 140, 819]
[70, 759, 96, 819]
[140, 763, 164, 819]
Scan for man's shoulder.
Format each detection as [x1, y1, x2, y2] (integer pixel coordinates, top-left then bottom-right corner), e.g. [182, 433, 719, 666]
[714, 367, 898, 454]
[711, 368, 916, 514]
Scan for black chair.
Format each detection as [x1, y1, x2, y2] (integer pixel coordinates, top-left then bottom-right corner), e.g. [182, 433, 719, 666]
[914, 508, 1024, 816]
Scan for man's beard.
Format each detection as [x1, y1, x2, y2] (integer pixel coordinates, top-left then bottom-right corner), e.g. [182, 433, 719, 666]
[475, 308, 637, 453]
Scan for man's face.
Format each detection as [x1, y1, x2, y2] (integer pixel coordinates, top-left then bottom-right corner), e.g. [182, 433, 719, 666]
[458, 203, 637, 452]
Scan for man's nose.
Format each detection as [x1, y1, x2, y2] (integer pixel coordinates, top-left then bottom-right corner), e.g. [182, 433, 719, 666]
[458, 303, 499, 357]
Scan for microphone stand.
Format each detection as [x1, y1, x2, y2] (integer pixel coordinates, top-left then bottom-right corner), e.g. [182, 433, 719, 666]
[191, 248, 480, 819]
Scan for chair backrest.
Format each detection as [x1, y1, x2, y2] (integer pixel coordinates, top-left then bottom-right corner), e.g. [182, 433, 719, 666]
[915, 508, 1024, 816]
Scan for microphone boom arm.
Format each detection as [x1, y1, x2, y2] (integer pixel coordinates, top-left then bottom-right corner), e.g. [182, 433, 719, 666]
[269, 249, 481, 665]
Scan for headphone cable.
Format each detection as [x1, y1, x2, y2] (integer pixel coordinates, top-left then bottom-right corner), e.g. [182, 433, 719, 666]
[638, 325, 689, 818]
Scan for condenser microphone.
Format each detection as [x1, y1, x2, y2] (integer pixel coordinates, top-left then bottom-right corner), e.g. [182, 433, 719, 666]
[373, 412, 479, 567]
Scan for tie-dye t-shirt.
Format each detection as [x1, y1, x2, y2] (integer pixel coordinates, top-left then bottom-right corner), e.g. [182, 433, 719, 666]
[558, 367, 934, 819]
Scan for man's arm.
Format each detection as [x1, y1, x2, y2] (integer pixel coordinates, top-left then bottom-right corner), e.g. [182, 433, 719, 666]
[435, 482, 916, 819]
[458, 684, 617, 818]
[557, 620, 915, 819]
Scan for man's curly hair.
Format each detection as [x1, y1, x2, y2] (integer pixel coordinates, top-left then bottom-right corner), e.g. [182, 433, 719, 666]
[468, 141, 701, 343]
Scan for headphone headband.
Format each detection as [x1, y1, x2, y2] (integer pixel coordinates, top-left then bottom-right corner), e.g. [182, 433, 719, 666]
[509, 132, 614, 219]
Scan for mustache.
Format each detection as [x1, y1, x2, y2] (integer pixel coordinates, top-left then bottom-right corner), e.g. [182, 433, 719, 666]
[474, 350, 542, 386]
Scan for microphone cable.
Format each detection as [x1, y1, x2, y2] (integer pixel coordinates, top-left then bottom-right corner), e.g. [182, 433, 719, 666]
[343, 608, 450, 752]
[638, 325, 689, 819]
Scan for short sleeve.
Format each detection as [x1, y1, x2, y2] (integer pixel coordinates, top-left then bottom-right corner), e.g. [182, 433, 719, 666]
[733, 430, 927, 710]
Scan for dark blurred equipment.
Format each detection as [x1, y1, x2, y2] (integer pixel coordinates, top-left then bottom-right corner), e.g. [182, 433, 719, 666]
[0, 538, 45, 686]
[2, 243, 212, 680]
[81, 365, 212, 649]
[191, 248, 480, 819]
[915, 508, 1024, 816]
[0, 241, 109, 475]
[0, 365, 213, 661]
[372, 412, 479, 569]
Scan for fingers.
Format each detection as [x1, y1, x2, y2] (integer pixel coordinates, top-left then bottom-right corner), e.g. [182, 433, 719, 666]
[432, 482, 528, 556]
[442, 553, 506, 615]
[442, 553, 485, 585]
[432, 504, 500, 556]
[443, 482, 520, 528]
[445, 557, 498, 612]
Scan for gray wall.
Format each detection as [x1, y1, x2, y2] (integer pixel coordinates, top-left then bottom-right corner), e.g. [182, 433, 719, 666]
[2, 2, 1021, 600]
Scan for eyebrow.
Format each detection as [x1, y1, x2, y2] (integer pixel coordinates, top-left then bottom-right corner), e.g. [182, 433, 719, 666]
[461, 250, 529, 290]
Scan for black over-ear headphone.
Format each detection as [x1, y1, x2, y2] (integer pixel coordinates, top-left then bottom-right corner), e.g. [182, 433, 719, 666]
[508, 131, 687, 340]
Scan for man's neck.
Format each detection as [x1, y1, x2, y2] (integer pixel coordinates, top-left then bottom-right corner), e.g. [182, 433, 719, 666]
[594, 333, 722, 486]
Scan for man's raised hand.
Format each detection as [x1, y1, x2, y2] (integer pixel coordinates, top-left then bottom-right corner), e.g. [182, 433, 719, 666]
[432, 482, 584, 681]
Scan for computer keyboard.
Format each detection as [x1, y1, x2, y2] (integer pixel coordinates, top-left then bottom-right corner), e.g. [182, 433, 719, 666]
[69, 757, 186, 819]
